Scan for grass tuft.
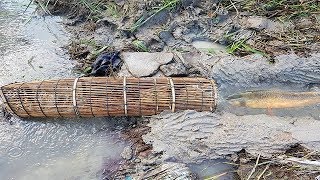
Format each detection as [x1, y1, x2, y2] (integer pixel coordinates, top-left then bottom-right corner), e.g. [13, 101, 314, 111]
[132, 40, 149, 52]
[222, 0, 320, 20]
[104, 2, 120, 18]
[36, 0, 53, 15]
[226, 38, 267, 57]
[130, 0, 181, 32]
[77, 0, 104, 20]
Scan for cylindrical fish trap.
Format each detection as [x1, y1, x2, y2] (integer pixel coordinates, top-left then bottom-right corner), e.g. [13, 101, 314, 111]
[0, 77, 217, 118]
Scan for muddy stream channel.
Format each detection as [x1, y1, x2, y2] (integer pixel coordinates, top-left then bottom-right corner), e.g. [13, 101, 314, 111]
[0, 1, 128, 179]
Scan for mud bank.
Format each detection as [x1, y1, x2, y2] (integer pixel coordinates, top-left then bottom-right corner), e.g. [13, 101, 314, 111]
[212, 53, 320, 92]
[145, 110, 320, 164]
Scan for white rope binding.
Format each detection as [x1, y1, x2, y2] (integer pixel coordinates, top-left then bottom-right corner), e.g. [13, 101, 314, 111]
[123, 77, 128, 116]
[72, 78, 80, 117]
[169, 78, 176, 112]
[154, 78, 159, 113]
[210, 79, 217, 112]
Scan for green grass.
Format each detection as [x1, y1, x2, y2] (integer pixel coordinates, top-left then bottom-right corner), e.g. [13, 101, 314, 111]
[226, 39, 247, 54]
[104, 2, 120, 18]
[226, 38, 267, 57]
[77, 39, 109, 59]
[130, 0, 181, 32]
[206, 48, 217, 55]
[35, 0, 52, 15]
[79, 39, 98, 48]
[222, 0, 320, 20]
[90, 45, 109, 58]
[221, 0, 319, 56]
[158, 0, 180, 10]
[78, 0, 102, 13]
[33, 0, 110, 20]
[77, 0, 104, 20]
[132, 40, 149, 52]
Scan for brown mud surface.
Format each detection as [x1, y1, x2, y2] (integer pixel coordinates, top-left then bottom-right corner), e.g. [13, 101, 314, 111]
[34, 0, 320, 179]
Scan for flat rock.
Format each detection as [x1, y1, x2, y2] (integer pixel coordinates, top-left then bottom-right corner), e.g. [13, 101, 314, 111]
[121, 52, 174, 77]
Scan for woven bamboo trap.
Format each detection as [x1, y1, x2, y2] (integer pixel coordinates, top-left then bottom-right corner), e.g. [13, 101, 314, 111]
[0, 77, 217, 118]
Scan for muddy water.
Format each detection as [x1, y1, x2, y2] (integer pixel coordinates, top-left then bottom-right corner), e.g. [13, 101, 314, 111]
[211, 53, 320, 120]
[0, 0, 127, 179]
[188, 159, 236, 179]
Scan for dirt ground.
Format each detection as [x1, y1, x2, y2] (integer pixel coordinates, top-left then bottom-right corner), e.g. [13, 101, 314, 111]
[36, 0, 319, 73]
[34, 0, 320, 179]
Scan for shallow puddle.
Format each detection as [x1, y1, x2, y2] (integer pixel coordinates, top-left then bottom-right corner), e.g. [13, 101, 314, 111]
[0, 0, 127, 179]
[188, 159, 237, 179]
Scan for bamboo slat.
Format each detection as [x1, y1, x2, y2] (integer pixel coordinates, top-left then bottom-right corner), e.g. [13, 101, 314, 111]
[0, 77, 217, 118]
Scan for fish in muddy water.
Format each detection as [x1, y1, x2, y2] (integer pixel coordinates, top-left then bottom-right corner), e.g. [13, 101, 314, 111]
[227, 90, 320, 109]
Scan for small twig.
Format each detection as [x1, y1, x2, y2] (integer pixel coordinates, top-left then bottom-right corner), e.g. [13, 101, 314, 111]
[27, 56, 36, 71]
[257, 163, 270, 180]
[247, 154, 261, 180]
[229, 0, 239, 18]
[257, 160, 274, 166]
[287, 157, 320, 166]
[24, 0, 34, 14]
[53, 0, 59, 7]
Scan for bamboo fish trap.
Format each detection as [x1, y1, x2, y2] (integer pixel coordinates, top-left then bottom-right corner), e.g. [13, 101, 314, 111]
[0, 77, 217, 118]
